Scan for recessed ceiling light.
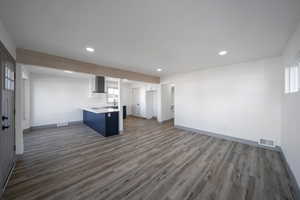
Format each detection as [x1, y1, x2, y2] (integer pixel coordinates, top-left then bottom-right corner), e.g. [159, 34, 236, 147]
[86, 47, 95, 52]
[64, 70, 73, 73]
[218, 50, 228, 56]
[157, 68, 162, 72]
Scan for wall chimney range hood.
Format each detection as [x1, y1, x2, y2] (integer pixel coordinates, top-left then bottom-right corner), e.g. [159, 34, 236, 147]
[93, 76, 105, 93]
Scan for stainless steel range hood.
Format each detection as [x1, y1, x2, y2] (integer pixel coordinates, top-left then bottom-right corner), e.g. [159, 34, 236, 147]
[93, 76, 105, 93]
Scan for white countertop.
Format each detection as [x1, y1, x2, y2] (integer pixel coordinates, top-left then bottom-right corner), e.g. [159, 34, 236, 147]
[80, 107, 119, 114]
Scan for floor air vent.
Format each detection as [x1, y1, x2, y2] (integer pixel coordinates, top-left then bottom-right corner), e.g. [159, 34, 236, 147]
[57, 122, 69, 127]
[259, 139, 275, 147]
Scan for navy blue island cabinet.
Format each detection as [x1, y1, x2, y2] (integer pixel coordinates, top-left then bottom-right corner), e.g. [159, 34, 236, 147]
[83, 110, 119, 137]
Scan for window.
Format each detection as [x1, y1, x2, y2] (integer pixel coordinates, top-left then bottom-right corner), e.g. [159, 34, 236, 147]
[285, 63, 299, 94]
[107, 87, 119, 104]
[5, 65, 14, 91]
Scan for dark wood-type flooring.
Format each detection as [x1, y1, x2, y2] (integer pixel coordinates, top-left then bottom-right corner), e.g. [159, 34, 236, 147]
[2, 117, 296, 200]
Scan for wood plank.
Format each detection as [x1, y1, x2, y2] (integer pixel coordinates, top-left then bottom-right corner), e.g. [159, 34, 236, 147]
[2, 117, 296, 200]
[16, 48, 160, 83]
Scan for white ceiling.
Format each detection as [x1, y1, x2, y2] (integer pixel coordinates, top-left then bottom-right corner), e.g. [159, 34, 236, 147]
[1, 0, 300, 76]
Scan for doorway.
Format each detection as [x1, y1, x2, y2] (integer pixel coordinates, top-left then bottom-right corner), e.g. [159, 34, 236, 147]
[132, 88, 141, 117]
[146, 90, 157, 119]
[0, 42, 16, 197]
[160, 83, 175, 122]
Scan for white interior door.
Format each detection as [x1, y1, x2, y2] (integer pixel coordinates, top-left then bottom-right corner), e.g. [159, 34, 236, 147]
[132, 88, 141, 117]
[146, 91, 157, 119]
[152, 91, 157, 117]
[146, 91, 154, 119]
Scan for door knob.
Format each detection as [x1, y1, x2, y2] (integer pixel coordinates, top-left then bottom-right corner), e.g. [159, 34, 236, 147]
[2, 116, 8, 120]
[2, 125, 10, 130]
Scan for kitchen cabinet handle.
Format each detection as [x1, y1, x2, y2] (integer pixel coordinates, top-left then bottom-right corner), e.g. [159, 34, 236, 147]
[2, 125, 10, 130]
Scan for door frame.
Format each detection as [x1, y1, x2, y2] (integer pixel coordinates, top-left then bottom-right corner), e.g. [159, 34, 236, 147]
[0, 41, 16, 198]
[132, 87, 141, 117]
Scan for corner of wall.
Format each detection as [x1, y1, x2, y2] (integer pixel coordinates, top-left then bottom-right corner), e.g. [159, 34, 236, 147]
[280, 21, 300, 193]
[15, 64, 24, 154]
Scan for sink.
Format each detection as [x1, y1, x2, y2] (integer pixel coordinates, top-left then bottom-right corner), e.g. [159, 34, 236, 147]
[90, 107, 102, 110]
[89, 106, 118, 110]
[103, 106, 118, 109]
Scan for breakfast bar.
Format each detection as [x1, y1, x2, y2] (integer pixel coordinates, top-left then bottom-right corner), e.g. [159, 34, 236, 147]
[81, 107, 119, 137]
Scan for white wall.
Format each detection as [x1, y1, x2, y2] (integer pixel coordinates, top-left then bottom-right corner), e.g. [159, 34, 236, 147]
[160, 84, 174, 121]
[153, 91, 158, 117]
[121, 82, 159, 119]
[157, 85, 163, 122]
[15, 65, 24, 154]
[30, 73, 107, 127]
[145, 90, 158, 119]
[21, 67, 31, 130]
[135, 87, 146, 117]
[15, 66, 31, 154]
[122, 83, 133, 115]
[0, 19, 16, 59]
[118, 80, 124, 131]
[161, 57, 283, 146]
[128, 82, 159, 118]
[281, 22, 300, 186]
